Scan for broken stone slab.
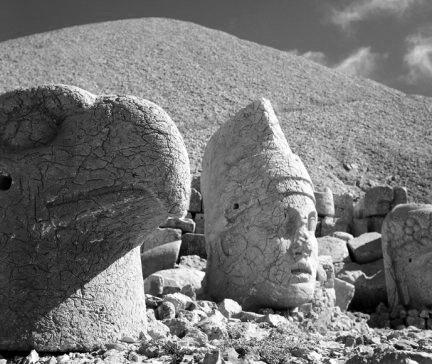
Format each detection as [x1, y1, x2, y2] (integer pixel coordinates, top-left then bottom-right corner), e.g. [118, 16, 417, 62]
[314, 187, 335, 217]
[334, 278, 355, 312]
[347, 232, 382, 264]
[218, 298, 242, 319]
[141, 240, 181, 279]
[333, 193, 354, 221]
[364, 185, 394, 217]
[189, 188, 203, 213]
[144, 268, 205, 296]
[382, 204, 432, 310]
[332, 231, 354, 243]
[178, 254, 207, 271]
[352, 217, 369, 237]
[337, 259, 387, 311]
[369, 216, 385, 233]
[318, 236, 350, 263]
[180, 233, 207, 258]
[141, 228, 182, 252]
[194, 213, 205, 234]
[321, 216, 350, 236]
[202, 99, 319, 310]
[0, 85, 190, 351]
[160, 217, 195, 233]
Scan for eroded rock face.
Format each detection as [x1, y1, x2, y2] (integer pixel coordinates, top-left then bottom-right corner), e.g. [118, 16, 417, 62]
[0, 85, 190, 351]
[201, 99, 318, 310]
[382, 204, 432, 311]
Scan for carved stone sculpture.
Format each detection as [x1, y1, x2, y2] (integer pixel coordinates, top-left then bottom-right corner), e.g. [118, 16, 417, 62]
[0, 85, 190, 351]
[201, 98, 319, 310]
[382, 204, 432, 310]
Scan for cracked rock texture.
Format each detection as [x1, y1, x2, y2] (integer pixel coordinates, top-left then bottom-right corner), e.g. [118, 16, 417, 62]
[382, 204, 432, 311]
[201, 99, 318, 310]
[0, 85, 190, 351]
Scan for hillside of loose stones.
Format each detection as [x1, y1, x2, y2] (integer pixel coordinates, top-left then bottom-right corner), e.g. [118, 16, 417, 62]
[0, 17, 431, 203]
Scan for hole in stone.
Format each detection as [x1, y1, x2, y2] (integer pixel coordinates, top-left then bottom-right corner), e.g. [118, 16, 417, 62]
[0, 174, 12, 190]
[409, 258, 412, 263]
[233, 203, 239, 210]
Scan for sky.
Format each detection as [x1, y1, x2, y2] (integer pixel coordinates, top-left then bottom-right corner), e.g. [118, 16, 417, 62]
[1, 0, 432, 97]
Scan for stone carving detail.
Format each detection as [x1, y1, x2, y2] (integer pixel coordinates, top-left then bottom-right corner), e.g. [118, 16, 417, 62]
[0, 85, 190, 351]
[382, 204, 432, 311]
[201, 98, 318, 310]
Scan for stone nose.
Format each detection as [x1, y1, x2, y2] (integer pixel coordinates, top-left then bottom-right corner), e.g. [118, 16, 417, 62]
[0, 172, 12, 191]
[291, 227, 313, 259]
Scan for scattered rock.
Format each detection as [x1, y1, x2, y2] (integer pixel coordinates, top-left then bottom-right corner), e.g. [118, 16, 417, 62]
[161, 217, 196, 233]
[144, 268, 205, 295]
[141, 228, 182, 252]
[163, 293, 194, 315]
[180, 233, 207, 258]
[218, 299, 242, 319]
[318, 236, 350, 263]
[347, 232, 382, 264]
[189, 188, 203, 213]
[315, 187, 335, 217]
[178, 255, 207, 271]
[334, 278, 355, 311]
[156, 301, 176, 320]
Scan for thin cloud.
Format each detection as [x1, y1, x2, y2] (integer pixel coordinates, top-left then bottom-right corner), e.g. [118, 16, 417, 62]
[334, 47, 381, 77]
[404, 30, 432, 83]
[331, 0, 422, 29]
[302, 51, 328, 66]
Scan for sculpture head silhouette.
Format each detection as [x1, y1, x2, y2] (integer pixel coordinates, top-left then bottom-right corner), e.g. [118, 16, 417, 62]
[201, 99, 318, 310]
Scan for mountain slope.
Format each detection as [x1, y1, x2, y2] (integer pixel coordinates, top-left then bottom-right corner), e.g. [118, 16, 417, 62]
[0, 18, 430, 202]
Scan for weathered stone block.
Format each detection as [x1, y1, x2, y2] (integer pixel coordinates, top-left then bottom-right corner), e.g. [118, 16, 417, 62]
[382, 204, 432, 311]
[352, 218, 369, 237]
[364, 185, 394, 217]
[0, 85, 190, 351]
[161, 217, 195, 233]
[318, 236, 350, 263]
[314, 187, 335, 217]
[348, 232, 382, 264]
[393, 186, 408, 206]
[141, 241, 181, 279]
[321, 216, 349, 236]
[334, 278, 355, 311]
[318, 255, 335, 288]
[189, 188, 203, 213]
[194, 213, 205, 234]
[144, 268, 205, 295]
[141, 228, 182, 252]
[334, 193, 354, 222]
[369, 216, 385, 233]
[181, 233, 207, 258]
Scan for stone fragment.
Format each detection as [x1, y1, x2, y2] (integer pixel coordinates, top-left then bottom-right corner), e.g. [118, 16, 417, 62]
[332, 231, 354, 243]
[156, 301, 176, 320]
[180, 233, 207, 258]
[144, 268, 205, 295]
[178, 309, 205, 325]
[145, 294, 163, 309]
[256, 313, 289, 328]
[337, 259, 386, 311]
[162, 317, 192, 338]
[141, 228, 182, 252]
[314, 187, 335, 217]
[189, 188, 203, 213]
[347, 232, 382, 264]
[334, 193, 354, 221]
[382, 204, 432, 310]
[218, 298, 242, 318]
[145, 274, 164, 296]
[178, 255, 207, 271]
[203, 350, 223, 364]
[161, 217, 195, 233]
[163, 293, 194, 315]
[180, 284, 197, 300]
[194, 213, 205, 234]
[195, 300, 218, 315]
[364, 185, 394, 217]
[141, 240, 181, 279]
[197, 312, 228, 340]
[179, 327, 208, 346]
[393, 186, 408, 205]
[318, 236, 350, 263]
[352, 218, 369, 237]
[321, 216, 349, 236]
[235, 311, 265, 322]
[318, 255, 335, 288]
[0, 85, 190, 351]
[202, 99, 319, 310]
[334, 278, 355, 311]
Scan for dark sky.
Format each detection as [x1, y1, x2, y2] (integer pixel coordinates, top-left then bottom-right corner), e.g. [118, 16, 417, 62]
[1, 0, 432, 96]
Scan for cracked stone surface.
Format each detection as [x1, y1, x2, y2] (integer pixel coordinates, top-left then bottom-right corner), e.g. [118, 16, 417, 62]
[0, 85, 190, 351]
[201, 98, 319, 310]
[382, 204, 432, 311]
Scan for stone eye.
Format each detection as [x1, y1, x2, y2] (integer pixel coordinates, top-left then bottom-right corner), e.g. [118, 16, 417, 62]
[0, 173, 12, 191]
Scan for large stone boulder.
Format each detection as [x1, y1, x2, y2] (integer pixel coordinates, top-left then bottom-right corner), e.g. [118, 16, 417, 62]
[382, 204, 432, 310]
[0, 85, 190, 351]
[201, 99, 319, 310]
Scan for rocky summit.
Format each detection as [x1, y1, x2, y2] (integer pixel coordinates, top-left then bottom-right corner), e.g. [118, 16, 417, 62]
[0, 17, 430, 203]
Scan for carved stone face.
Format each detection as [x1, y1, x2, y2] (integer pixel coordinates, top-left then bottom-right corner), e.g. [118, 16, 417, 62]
[0, 85, 190, 351]
[382, 204, 432, 310]
[202, 99, 318, 310]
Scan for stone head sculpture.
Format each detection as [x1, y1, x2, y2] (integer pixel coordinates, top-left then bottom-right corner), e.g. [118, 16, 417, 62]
[0, 85, 190, 351]
[201, 99, 318, 310]
[382, 204, 432, 310]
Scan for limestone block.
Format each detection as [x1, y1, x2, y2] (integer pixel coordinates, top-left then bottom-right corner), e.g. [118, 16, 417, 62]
[314, 187, 335, 217]
[141, 241, 182, 279]
[189, 188, 203, 213]
[382, 204, 432, 310]
[347, 232, 382, 264]
[161, 217, 196, 233]
[202, 99, 319, 310]
[364, 185, 394, 217]
[334, 278, 355, 311]
[141, 228, 182, 252]
[144, 268, 205, 295]
[194, 213, 205, 234]
[318, 236, 350, 263]
[181, 233, 207, 258]
[218, 299, 242, 318]
[337, 259, 387, 311]
[0, 85, 190, 351]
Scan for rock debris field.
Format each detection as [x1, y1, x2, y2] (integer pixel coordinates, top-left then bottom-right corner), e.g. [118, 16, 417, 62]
[0, 17, 431, 364]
